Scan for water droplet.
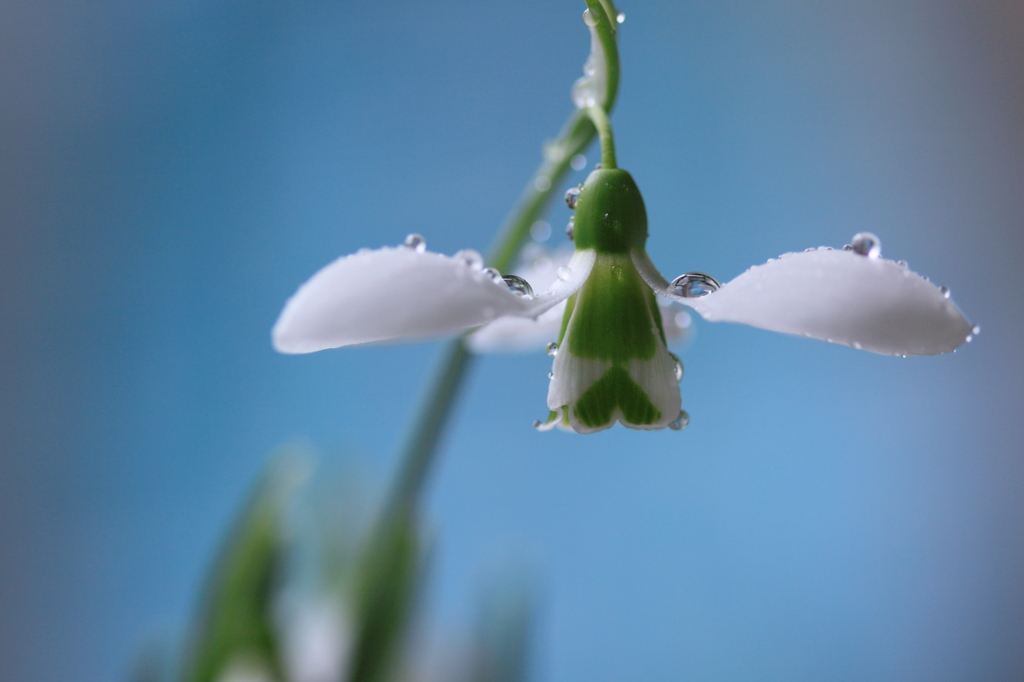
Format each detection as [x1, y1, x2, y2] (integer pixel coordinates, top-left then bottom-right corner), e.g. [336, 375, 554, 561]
[594, 163, 602, 169]
[853, 341, 863, 350]
[922, 275, 929, 282]
[805, 247, 815, 252]
[403, 233, 426, 253]
[455, 249, 484, 270]
[842, 244, 852, 251]
[669, 410, 690, 431]
[972, 325, 981, 335]
[547, 372, 554, 379]
[670, 272, 721, 298]
[482, 267, 502, 283]
[565, 186, 581, 209]
[566, 217, 575, 240]
[897, 260, 908, 268]
[530, 220, 551, 242]
[824, 246, 833, 251]
[503, 275, 534, 298]
[534, 175, 551, 192]
[674, 311, 692, 329]
[570, 154, 587, 171]
[616, 11, 626, 23]
[582, 7, 599, 26]
[546, 342, 558, 357]
[670, 353, 684, 382]
[850, 232, 881, 258]
[532, 420, 543, 430]
[940, 285, 950, 298]
[556, 265, 572, 281]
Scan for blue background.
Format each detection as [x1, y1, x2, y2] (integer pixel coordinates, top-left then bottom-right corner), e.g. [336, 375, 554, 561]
[2, 1, 1023, 680]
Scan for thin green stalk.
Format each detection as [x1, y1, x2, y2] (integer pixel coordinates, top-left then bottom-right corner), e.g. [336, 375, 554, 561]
[385, 1, 621, 516]
[586, 105, 617, 169]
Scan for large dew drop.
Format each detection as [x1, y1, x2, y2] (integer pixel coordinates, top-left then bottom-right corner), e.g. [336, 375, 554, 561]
[503, 275, 534, 298]
[582, 7, 599, 26]
[564, 186, 581, 209]
[669, 410, 690, 431]
[670, 272, 721, 298]
[403, 233, 426, 253]
[847, 232, 881, 259]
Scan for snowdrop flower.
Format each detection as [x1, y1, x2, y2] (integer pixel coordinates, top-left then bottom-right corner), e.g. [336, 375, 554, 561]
[272, 167, 973, 434]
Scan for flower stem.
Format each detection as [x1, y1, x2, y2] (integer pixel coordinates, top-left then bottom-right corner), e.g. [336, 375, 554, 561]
[385, 1, 621, 517]
[586, 105, 617, 169]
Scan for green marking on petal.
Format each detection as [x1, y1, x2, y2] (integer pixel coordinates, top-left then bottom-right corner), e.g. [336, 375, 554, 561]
[567, 253, 657, 362]
[557, 292, 577, 345]
[573, 365, 662, 428]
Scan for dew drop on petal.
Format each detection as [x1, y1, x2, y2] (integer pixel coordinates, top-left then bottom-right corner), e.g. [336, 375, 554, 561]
[670, 353, 684, 382]
[582, 7, 599, 26]
[548, 372, 554, 379]
[566, 216, 575, 240]
[530, 220, 551, 242]
[669, 410, 690, 431]
[503, 275, 534, 298]
[570, 154, 587, 171]
[403, 233, 426, 253]
[940, 285, 950, 299]
[670, 272, 721, 298]
[850, 232, 882, 258]
[564, 186, 581, 209]
[616, 11, 626, 23]
[546, 342, 558, 357]
[897, 260, 908, 268]
[482, 267, 503, 284]
[532, 420, 543, 429]
[455, 249, 484, 270]
[556, 265, 572, 281]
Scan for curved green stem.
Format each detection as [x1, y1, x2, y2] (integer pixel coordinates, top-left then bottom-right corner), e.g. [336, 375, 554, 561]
[586, 0, 620, 113]
[384, 2, 622, 517]
[586, 105, 617, 169]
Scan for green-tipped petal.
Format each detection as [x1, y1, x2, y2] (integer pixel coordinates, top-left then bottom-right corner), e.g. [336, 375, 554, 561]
[546, 254, 681, 433]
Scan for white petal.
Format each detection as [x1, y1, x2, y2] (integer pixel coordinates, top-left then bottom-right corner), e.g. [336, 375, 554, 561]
[466, 301, 566, 353]
[639, 248, 973, 356]
[521, 248, 596, 318]
[273, 247, 594, 354]
[467, 245, 574, 353]
[273, 247, 528, 353]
